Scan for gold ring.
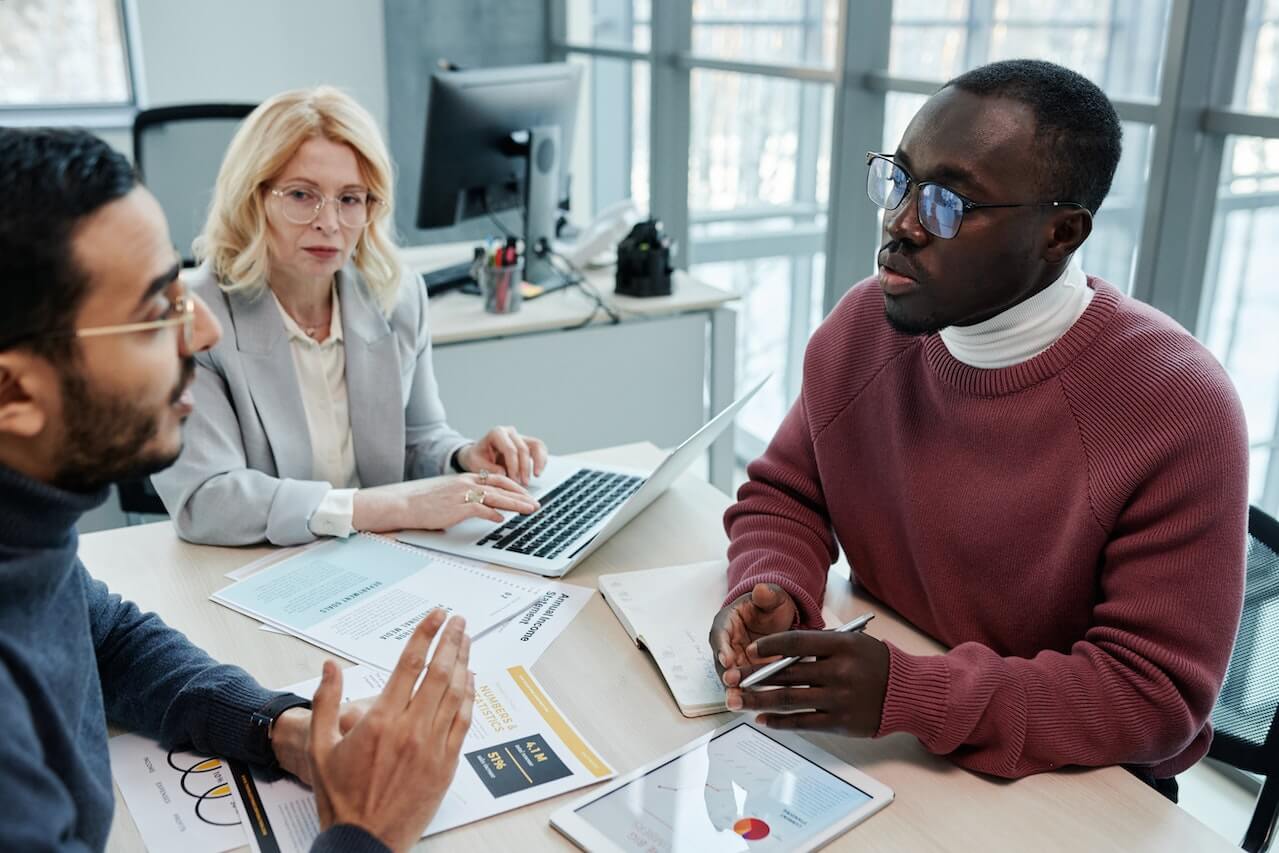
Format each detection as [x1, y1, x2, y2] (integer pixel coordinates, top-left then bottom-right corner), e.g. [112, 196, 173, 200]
[477, 469, 490, 483]
[464, 488, 486, 505]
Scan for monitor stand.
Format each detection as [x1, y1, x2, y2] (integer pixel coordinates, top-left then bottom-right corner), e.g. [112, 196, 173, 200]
[521, 124, 561, 284]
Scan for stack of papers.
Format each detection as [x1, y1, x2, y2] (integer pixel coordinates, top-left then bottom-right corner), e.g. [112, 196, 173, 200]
[112, 664, 613, 853]
[211, 533, 591, 672]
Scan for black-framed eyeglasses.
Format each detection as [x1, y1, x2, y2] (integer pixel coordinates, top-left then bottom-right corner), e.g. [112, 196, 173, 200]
[865, 152, 1085, 240]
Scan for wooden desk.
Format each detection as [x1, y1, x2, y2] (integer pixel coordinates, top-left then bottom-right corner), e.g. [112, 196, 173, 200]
[400, 243, 739, 493]
[88, 443, 1230, 852]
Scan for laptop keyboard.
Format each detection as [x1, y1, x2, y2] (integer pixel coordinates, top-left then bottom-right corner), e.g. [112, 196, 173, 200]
[475, 468, 644, 559]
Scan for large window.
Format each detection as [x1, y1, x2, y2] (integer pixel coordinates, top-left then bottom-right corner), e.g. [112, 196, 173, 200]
[1200, 0, 1279, 512]
[568, 55, 651, 221]
[557, 1, 1279, 516]
[691, 0, 840, 67]
[0, 0, 134, 108]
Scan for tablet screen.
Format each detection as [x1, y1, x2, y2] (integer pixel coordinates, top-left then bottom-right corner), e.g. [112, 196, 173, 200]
[573, 722, 873, 852]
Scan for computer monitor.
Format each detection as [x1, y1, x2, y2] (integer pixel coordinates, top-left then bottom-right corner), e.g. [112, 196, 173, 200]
[416, 62, 583, 284]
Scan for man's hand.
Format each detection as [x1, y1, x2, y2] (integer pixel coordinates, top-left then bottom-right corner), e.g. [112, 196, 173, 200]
[456, 426, 549, 486]
[306, 610, 475, 853]
[353, 473, 538, 532]
[269, 699, 375, 787]
[722, 628, 890, 738]
[708, 583, 798, 675]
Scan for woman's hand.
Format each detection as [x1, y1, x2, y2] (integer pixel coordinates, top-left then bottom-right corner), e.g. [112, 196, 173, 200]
[456, 426, 549, 486]
[352, 472, 538, 532]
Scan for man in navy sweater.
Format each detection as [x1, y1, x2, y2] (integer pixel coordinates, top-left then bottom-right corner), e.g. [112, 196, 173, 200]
[0, 127, 474, 852]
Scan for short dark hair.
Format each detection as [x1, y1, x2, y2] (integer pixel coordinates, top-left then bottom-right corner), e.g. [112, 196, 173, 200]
[0, 127, 137, 358]
[945, 59, 1122, 215]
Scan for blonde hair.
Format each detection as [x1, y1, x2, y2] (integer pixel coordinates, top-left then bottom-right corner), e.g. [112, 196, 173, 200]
[194, 86, 401, 313]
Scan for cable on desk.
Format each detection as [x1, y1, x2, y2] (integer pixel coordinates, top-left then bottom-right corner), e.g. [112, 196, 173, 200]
[537, 240, 622, 329]
[481, 188, 519, 240]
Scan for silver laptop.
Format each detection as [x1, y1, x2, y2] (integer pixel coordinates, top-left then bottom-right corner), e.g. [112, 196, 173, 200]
[396, 377, 766, 577]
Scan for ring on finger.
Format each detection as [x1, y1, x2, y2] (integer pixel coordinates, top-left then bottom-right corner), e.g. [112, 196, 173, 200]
[463, 488, 486, 505]
[477, 469, 490, 483]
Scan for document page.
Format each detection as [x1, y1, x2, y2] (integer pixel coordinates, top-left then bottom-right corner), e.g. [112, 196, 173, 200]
[211, 535, 543, 670]
[600, 561, 729, 713]
[228, 665, 614, 853]
[109, 736, 247, 853]
[469, 579, 593, 671]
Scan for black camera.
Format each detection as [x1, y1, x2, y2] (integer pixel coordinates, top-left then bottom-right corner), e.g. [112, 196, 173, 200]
[615, 219, 674, 298]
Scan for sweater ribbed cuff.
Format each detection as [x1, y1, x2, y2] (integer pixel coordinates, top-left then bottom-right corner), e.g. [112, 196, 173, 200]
[876, 642, 950, 746]
[724, 571, 826, 629]
[200, 678, 283, 765]
[311, 824, 392, 853]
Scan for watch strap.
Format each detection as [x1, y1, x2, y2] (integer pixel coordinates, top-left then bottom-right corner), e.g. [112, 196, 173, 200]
[249, 693, 312, 765]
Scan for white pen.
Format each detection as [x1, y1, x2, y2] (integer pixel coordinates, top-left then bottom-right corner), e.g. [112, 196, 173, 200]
[738, 612, 875, 690]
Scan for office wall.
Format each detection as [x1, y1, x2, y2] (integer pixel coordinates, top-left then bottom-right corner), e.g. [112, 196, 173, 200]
[132, 0, 388, 129]
[383, 0, 548, 246]
[77, 1, 390, 535]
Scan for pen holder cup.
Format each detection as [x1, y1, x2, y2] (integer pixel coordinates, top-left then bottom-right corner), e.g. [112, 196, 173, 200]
[477, 261, 524, 315]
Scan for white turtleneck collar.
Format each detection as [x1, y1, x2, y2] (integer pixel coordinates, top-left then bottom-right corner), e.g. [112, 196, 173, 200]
[938, 263, 1093, 369]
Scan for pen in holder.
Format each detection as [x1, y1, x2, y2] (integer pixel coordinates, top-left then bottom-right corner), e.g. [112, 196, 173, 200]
[473, 256, 524, 314]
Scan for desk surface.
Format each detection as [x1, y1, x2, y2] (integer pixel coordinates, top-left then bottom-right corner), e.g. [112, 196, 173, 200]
[399, 242, 736, 345]
[85, 443, 1231, 852]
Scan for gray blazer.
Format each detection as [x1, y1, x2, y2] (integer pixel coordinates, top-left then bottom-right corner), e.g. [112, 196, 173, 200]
[152, 263, 469, 546]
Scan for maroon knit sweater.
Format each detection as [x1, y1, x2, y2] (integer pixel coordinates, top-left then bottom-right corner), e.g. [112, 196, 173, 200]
[725, 276, 1248, 779]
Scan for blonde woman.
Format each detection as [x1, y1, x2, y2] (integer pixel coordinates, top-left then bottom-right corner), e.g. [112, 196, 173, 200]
[153, 87, 547, 546]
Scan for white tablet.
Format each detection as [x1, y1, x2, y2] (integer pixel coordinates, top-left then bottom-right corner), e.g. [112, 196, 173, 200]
[550, 718, 893, 852]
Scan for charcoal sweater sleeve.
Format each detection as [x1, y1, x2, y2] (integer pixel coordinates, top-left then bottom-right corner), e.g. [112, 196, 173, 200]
[84, 566, 284, 763]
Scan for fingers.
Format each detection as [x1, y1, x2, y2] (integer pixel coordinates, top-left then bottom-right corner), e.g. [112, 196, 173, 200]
[486, 427, 522, 483]
[429, 634, 472, 740]
[409, 616, 468, 718]
[466, 472, 529, 496]
[755, 710, 836, 732]
[309, 660, 344, 755]
[726, 658, 829, 689]
[751, 583, 787, 612]
[727, 683, 829, 714]
[446, 672, 476, 756]
[338, 697, 374, 735]
[508, 430, 532, 486]
[470, 486, 539, 515]
[378, 610, 447, 710]
[752, 629, 838, 660]
[528, 437, 548, 477]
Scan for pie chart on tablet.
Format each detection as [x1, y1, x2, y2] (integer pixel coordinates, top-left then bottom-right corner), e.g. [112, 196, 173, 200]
[733, 817, 770, 840]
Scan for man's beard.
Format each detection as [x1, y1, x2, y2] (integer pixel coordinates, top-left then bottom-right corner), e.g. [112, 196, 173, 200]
[50, 358, 194, 493]
[883, 299, 942, 336]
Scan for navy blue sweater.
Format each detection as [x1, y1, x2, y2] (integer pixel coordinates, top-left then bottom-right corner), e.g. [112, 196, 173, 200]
[0, 464, 387, 852]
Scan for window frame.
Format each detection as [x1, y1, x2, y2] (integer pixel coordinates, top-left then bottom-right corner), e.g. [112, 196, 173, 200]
[553, 0, 1279, 513]
[0, 0, 144, 129]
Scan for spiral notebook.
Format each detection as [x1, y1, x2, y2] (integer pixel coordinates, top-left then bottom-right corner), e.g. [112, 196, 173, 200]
[211, 533, 545, 671]
[598, 560, 732, 717]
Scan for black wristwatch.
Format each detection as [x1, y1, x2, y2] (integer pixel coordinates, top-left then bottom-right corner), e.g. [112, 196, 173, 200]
[248, 693, 312, 765]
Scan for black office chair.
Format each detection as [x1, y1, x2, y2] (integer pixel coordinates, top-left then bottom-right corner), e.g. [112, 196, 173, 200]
[116, 478, 167, 524]
[119, 105, 256, 524]
[132, 103, 257, 266]
[1209, 505, 1279, 852]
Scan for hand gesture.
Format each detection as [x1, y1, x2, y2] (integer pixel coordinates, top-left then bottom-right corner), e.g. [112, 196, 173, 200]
[708, 583, 798, 675]
[722, 628, 889, 738]
[307, 610, 475, 853]
[353, 472, 538, 532]
[457, 426, 549, 486]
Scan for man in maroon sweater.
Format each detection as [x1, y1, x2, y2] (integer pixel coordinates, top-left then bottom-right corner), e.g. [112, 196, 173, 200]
[709, 59, 1248, 797]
